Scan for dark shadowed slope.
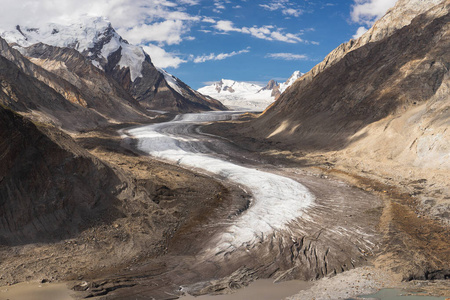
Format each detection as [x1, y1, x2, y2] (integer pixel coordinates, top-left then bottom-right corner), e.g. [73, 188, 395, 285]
[0, 105, 122, 245]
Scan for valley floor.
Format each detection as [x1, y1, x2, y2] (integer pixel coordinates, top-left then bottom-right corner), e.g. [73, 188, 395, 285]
[0, 114, 448, 299]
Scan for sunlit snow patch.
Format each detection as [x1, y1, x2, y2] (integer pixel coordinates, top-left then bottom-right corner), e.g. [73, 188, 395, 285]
[156, 67, 183, 95]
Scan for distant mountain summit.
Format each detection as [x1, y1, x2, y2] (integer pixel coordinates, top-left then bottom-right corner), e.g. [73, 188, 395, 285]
[2, 16, 225, 113]
[198, 79, 275, 111]
[198, 71, 302, 111]
[271, 70, 303, 99]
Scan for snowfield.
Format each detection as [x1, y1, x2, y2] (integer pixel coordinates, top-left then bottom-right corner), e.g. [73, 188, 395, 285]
[122, 111, 314, 256]
[198, 73, 303, 111]
[198, 79, 275, 111]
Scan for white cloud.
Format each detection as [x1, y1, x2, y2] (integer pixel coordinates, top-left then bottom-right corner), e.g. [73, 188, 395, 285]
[213, 0, 227, 13]
[202, 17, 216, 23]
[259, 0, 303, 18]
[143, 44, 186, 68]
[193, 47, 250, 63]
[213, 20, 304, 43]
[282, 8, 303, 17]
[266, 53, 308, 60]
[177, 0, 199, 5]
[351, 0, 396, 26]
[123, 20, 186, 45]
[0, 0, 200, 47]
[353, 26, 368, 39]
[214, 20, 242, 32]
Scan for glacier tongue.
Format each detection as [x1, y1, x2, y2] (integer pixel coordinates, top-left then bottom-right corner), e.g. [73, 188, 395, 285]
[123, 111, 314, 256]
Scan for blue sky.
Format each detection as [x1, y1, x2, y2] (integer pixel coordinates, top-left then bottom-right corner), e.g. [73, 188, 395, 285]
[137, 0, 397, 89]
[0, 0, 397, 89]
[162, 1, 363, 88]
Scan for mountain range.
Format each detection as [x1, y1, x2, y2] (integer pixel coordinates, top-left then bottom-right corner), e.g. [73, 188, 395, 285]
[0, 16, 225, 131]
[197, 71, 302, 110]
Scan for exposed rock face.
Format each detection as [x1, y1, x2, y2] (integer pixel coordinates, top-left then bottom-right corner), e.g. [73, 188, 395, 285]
[261, 79, 278, 91]
[23, 43, 151, 123]
[306, 0, 444, 82]
[134, 65, 226, 112]
[271, 71, 302, 100]
[0, 105, 121, 245]
[0, 39, 109, 131]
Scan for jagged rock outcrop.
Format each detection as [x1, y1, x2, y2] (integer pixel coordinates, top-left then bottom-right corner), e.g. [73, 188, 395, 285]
[261, 79, 278, 91]
[0, 40, 110, 131]
[0, 105, 122, 245]
[269, 71, 303, 100]
[23, 43, 151, 123]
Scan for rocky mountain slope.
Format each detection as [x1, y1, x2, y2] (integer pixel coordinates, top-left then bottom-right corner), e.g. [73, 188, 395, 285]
[201, 0, 450, 285]
[0, 38, 113, 131]
[233, 0, 450, 223]
[0, 105, 121, 244]
[198, 71, 301, 110]
[2, 17, 225, 113]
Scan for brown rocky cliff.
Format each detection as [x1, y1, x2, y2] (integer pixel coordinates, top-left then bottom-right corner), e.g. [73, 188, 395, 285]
[304, 0, 444, 83]
[24, 43, 152, 123]
[0, 52, 108, 131]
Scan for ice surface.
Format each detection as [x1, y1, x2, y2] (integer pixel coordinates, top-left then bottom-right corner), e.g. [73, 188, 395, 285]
[123, 111, 314, 255]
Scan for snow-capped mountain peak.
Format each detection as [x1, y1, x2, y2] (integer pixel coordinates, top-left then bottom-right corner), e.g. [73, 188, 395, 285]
[198, 71, 302, 110]
[2, 16, 151, 82]
[213, 79, 263, 95]
[279, 70, 302, 94]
